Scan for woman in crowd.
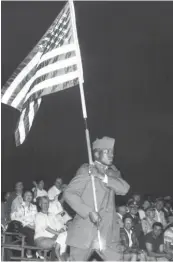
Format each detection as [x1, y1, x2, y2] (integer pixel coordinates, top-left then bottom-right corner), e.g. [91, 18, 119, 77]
[138, 200, 151, 220]
[163, 199, 173, 223]
[154, 199, 167, 227]
[10, 191, 37, 258]
[120, 215, 146, 261]
[34, 196, 68, 260]
[141, 207, 156, 235]
[32, 179, 48, 203]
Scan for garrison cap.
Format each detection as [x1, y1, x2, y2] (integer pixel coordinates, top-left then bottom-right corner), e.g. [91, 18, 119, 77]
[92, 136, 115, 151]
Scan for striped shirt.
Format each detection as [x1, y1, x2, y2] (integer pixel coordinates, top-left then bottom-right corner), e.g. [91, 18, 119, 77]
[164, 227, 173, 245]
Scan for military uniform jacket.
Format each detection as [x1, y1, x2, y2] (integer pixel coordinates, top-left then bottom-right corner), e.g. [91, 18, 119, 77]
[64, 163, 130, 249]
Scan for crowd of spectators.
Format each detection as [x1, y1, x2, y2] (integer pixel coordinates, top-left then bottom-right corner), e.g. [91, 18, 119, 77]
[1, 180, 173, 261]
[1, 178, 72, 260]
[117, 194, 173, 261]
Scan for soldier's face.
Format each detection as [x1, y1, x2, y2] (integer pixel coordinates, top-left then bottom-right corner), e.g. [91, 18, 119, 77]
[99, 149, 114, 166]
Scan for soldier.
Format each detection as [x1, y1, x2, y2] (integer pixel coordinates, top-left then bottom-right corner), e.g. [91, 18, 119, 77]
[63, 136, 130, 261]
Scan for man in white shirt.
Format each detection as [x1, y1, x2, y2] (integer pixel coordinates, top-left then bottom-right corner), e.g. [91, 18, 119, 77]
[48, 178, 62, 201]
[154, 199, 167, 227]
[32, 180, 48, 202]
[34, 196, 68, 259]
[120, 215, 146, 261]
[116, 204, 128, 228]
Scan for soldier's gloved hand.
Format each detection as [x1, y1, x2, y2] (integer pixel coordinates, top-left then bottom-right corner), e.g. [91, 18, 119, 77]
[106, 168, 121, 178]
[89, 211, 101, 226]
[94, 173, 106, 181]
[89, 165, 98, 175]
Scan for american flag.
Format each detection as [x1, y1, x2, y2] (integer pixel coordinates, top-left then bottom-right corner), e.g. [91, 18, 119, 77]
[1, 1, 83, 146]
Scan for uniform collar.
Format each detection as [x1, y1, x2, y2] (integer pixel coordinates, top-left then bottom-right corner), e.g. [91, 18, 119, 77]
[94, 161, 108, 172]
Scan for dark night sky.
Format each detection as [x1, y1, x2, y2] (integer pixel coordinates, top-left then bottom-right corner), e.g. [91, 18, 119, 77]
[2, 1, 173, 197]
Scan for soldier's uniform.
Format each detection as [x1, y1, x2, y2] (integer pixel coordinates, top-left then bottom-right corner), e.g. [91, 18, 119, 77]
[64, 137, 130, 261]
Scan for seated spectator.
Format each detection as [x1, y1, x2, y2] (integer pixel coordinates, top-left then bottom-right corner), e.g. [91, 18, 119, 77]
[116, 204, 128, 228]
[48, 195, 72, 225]
[34, 196, 68, 260]
[10, 191, 37, 258]
[48, 182, 71, 219]
[48, 178, 62, 201]
[126, 200, 144, 248]
[127, 200, 140, 227]
[154, 199, 167, 228]
[138, 200, 151, 220]
[120, 216, 146, 261]
[1, 192, 11, 231]
[164, 219, 173, 257]
[32, 179, 47, 202]
[166, 216, 173, 228]
[132, 193, 141, 206]
[145, 222, 172, 261]
[141, 207, 156, 235]
[163, 200, 173, 223]
[6, 182, 24, 217]
[57, 184, 67, 204]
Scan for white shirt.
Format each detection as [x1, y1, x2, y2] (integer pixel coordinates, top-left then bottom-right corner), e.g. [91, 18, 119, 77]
[155, 209, 162, 222]
[11, 195, 23, 213]
[48, 200, 72, 224]
[11, 202, 37, 227]
[32, 188, 48, 202]
[124, 228, 133, 247]
[48, 185, 61, 200]
[164, 227, 173, 245]
[34, 212, 66, 239]
[48, 200, 63, 215]
[138, 209, 146, 220]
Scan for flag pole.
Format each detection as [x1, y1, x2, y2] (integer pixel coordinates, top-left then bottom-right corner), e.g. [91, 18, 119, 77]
[69, 0, 102, 251]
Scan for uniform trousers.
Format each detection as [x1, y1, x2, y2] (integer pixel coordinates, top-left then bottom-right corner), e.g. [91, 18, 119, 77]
[70, 245, 123, 261]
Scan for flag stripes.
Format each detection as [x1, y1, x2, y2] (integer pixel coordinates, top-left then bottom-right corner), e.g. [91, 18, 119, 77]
[1, 1, 83, 145]
[15, 99, 42, 146]
[1, 52, 42, 109]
